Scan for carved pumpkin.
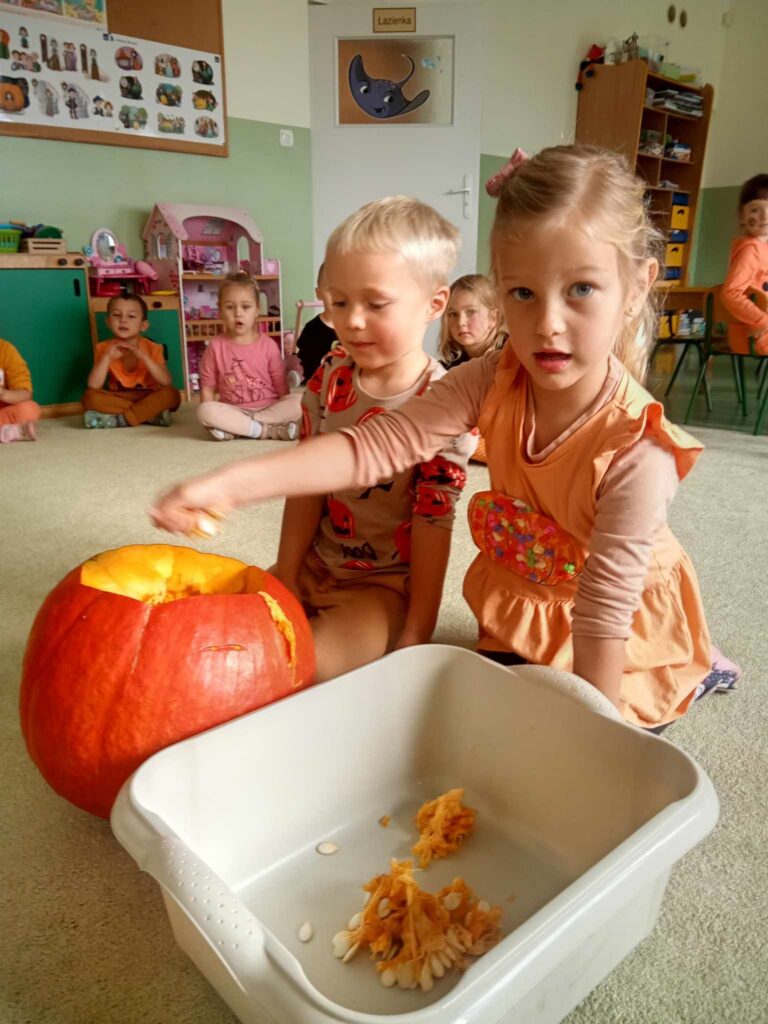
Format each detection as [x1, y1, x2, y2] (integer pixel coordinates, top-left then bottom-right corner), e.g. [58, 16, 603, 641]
[19, 545, 315, 818]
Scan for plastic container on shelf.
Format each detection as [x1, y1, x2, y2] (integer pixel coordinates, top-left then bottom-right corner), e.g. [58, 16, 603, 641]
[0, 226, 23, 252]
[112, 644, 718, 1024]
[666, 243, 685, 267]
[671, 205, 690, 228]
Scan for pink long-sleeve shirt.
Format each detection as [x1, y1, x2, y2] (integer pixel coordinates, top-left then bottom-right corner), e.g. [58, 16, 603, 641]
[199, 335, 288, 410]
[339, 352, 681, 641]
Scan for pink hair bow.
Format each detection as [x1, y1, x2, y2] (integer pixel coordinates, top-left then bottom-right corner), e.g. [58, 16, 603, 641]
[484, 148, 530, 197]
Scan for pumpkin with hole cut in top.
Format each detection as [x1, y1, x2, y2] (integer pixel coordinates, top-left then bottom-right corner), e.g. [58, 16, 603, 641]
[19, 545, 316, 818]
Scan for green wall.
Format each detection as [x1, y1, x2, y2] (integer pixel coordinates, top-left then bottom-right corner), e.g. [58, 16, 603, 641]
[1, 117, 314, 319]
[690, 186, 739, 286]
[478, 153, 506, 274]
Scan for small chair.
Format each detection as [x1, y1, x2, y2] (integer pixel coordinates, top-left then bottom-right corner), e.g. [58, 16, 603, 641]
[684, 287, 768, 435]
[652, 313, 711, 402]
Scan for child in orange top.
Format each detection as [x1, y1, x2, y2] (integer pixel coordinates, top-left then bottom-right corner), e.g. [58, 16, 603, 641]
[439, 274, 507, 463]
[721, 173, 768, 355]
[150, 147, 739, 729]
[82, 294, 181, 427]
[0, 337, 40, 443]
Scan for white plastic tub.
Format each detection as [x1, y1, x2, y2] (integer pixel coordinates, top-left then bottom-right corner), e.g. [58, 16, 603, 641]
[111, 645, 718, 1024]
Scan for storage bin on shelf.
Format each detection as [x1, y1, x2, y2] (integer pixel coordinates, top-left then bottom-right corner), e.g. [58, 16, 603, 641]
[666, 243, 685, 267]
[0, 226, 23, 253]
[112, 644, 719, 1024]
[671, 205, 690, 229]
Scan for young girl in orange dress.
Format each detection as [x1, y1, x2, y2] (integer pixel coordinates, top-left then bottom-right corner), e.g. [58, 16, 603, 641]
[151, 145, 739, 730]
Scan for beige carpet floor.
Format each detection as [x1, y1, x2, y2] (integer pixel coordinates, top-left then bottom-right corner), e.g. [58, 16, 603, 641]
[1, 405, 766, 1024]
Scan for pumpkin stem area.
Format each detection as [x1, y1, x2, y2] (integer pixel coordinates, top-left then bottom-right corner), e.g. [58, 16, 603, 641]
[80, 545, 265, 605]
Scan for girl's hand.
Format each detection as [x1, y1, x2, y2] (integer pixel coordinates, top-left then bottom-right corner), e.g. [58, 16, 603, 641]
[149, 478, 231, 536]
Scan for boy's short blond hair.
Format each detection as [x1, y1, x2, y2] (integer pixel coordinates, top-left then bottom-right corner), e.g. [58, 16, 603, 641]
[325, 196, 461, 290]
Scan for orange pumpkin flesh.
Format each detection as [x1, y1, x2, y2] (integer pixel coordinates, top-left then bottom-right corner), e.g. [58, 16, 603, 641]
[337, 859, 502, 990]
[412, 787, 477, 868]
[19, 545, 315, 818]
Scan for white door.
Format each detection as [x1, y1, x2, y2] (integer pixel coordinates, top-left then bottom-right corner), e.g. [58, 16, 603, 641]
[309, 3, 482, 352]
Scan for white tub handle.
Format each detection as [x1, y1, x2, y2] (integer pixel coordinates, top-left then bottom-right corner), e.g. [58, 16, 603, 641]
[143, 837, 271, 998]
[518, 665, 624, 721]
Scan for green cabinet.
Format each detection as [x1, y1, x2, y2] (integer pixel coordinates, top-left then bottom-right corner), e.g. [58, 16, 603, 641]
[94, 307, 185, 391]
[0, 268, 92, 406]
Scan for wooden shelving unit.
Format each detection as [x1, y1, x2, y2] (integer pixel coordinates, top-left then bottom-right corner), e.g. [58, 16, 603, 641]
[576, 59, 714, 287]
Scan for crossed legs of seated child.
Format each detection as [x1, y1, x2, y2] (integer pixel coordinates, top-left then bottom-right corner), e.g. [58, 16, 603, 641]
[0, 399, 40, 442]
[197, 391, 303, 441]
[82, 385, 181, 427]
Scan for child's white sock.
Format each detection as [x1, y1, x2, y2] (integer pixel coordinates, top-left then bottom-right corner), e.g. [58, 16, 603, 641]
[248, 419, 263, 439]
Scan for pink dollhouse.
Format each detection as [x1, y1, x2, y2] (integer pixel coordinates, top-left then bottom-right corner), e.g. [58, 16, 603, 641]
[142, 203, 283, 395]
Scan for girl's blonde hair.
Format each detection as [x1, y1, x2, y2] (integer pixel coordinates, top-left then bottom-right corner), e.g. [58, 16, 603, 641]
[439, 274, 502, 364]
[490, 145, 664, 381]
[326, 196, 461, 290]
[219, 271, 260, 304]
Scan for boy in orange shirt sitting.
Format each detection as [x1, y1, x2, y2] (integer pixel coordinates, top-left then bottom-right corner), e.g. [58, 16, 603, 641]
[0, 337, 40, 443]
[82, 294, 181, 428]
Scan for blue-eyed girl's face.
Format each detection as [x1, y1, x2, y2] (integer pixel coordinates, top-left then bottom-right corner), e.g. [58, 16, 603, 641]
[495, 217, 653, 411]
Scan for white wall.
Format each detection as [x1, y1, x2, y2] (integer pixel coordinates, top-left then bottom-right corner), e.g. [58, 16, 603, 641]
[219, 0, 760, 189]
[702, 0, 768, 187]
[481, 0, 727, 162]
[222, 0, 311, 126]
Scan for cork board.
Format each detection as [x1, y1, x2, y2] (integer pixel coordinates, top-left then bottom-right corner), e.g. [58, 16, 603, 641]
[0, 0, 228, 156]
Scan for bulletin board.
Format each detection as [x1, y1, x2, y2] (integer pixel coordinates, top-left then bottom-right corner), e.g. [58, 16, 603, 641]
[0, 0, 228, 156]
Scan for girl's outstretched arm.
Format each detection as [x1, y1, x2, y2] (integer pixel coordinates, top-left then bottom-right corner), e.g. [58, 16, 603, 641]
[149, 431, 358, 535]
[150, 352, 496, 536]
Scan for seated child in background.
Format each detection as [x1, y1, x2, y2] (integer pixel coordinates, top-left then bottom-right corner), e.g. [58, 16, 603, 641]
[721, 173, 768, 355]
[438, 273, 508, 464]
[150, 147, 740, 730]
[438, 274, 507, 369]
[158, 197, 475, 684]
[0, 337, 40, 443]
[197, 273, 302, 441]
[83, 294, 181, 428]
[295, 262, 337, 382]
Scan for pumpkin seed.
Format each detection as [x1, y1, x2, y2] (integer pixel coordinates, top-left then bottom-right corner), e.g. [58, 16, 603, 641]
[347, 912, 362, 930]
[342, 941, 360, 963]
[430, 954, 445, 978]
[377, 897, 392, 918]
[477, 899, 490, 913]
[380, 967, 397, 988]
[332, 930, 353, 958]
[298, 922, 314, 942]
[316, 842, 339, 856]
[419, 962, 434, 992]
[443, 892, 461, 911]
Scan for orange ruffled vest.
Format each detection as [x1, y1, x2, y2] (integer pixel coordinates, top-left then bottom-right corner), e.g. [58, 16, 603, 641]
[466, 348, 711, 728]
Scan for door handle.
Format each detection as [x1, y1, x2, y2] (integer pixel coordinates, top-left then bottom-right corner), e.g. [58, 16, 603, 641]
[446, 175, 472, 219]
